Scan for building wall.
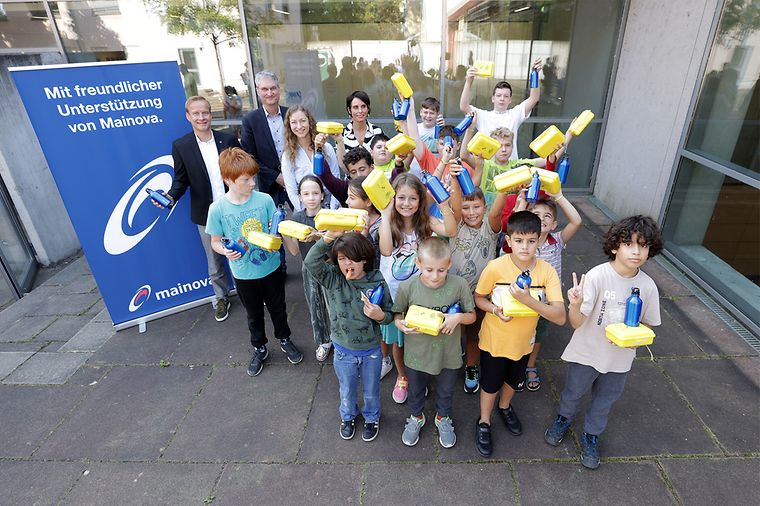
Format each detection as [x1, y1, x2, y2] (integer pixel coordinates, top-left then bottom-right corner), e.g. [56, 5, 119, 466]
[594, 0, 723, 219]
[0, 53, 80, 265]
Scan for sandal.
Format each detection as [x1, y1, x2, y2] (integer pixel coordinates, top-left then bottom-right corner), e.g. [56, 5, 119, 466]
[526, 367, 541, 392]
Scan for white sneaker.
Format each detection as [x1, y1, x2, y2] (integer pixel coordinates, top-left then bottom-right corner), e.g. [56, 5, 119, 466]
[380, 355, 393, 379]
[316, 342, 332, 362]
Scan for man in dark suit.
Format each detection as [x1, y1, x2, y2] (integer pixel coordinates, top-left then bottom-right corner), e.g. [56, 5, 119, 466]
[164, 96, 240, 322]
[240, 70, 288, 271]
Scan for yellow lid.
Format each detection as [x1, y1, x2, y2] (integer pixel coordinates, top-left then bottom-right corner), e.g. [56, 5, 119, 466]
[314, 209, 368, 232]
[473, 60, 494, 78]
[467, 132, 501, 160]
[405, 305, 444, 336]
[362, 169, 395, 211]
[529, 125, 565, 158]
[391, 73, 413, 98]
[605, 323, 655, 348]
[386, 133, 416, 156]
[492, 286, 542, 317]
[316, 121, 345, 135]
[535, 167, 561, 194]
[492, 165, 533, 193]
[245, 231, 282, 252]
[568, 110, 594, 136]
[277, 220, 314, 241]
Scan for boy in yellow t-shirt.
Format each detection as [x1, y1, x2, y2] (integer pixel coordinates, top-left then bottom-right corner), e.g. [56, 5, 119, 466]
[472, 211, 566, 457]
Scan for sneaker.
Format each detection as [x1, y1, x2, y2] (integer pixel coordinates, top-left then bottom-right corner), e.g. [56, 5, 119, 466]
[246, 346, 269, 377]
[362, 421, 379, 442]
[316, 342, 331, 362]
[475, 421, 492, 457]
[464, 366, 480, 394]
[380, 355, 393, 379]
[544, 415, 572, 447]
[401, 414, 425, 446]
[340, 419, 356, 440]
[497, 405, 522, 436]
[392, 376, 408, 404]
[435, 415, 456, 448]
[214, 299, 230, 322]
[280, 338, 303, 364]
[580, 432, 601, 469]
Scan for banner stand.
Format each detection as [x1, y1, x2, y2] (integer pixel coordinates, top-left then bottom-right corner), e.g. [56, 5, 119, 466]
[115, 289, 238, 332]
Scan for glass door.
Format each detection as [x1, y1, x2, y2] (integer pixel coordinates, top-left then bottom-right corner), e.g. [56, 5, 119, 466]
[0, 180, 38, 308]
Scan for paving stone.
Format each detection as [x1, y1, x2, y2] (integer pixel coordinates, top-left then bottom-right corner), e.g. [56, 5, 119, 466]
[91, 306, 112, 323]
[0, 315, 57, 342]
[36, 365, 209, 460]
[566, 226, 608, 257]
[54, 274, 98, 295]
[61, 462, 221, 505]
[642, 259, 693, 297]
[214, 464, 362, 505]
[41, 255, 91, 286]
[3, 352, 92, 385]
[163, 364, 319, 462]
[0, 351, 34, 380]
[0, 342, 45, 352]
[661, 358, 760, 453]
[573, 198, 615, 226]
[365, 463, 516, 504]
[59, 321, 116, 352]
[0, 461, 83, 505]
[34, 315, 99, 342]
[170, 307, 255, 366]
[660, 457, 760, 506]
[514, 461, 674, 504]
[0, 286, 59, 326]
[33, 291, 102, 316]
[0, 385, 85, 457]
[84, 298, 106, 318]
[66, 365, 110, 387]
[546, 361, 717, 457]
[298, 364, 438, 463]
[648, 299, 707, 358]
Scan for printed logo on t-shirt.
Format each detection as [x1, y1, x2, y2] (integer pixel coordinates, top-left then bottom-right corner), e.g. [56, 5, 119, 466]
[239, 216, 269, 266]
[391, 239, 418, 281]
[596, 290, 626, 326]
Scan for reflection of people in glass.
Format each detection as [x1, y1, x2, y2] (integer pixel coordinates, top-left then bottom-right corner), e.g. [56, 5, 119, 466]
[179, 63, 198, 97]
[322, 64, 343, 119]
[343, 91, 384, 152]
[223, 86, 243, 120]
[460, 59, 543, 160]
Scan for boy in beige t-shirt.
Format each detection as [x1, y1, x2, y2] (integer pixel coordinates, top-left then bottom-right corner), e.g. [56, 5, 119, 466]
[473, 211, 565, 457]
[544, 216, 663, 470]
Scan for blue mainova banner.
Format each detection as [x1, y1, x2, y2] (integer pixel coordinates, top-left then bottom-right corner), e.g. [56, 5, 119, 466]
[10, 60, 219, 326]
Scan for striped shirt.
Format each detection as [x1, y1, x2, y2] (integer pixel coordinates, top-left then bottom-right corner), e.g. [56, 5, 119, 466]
[536, 232, 565, 284]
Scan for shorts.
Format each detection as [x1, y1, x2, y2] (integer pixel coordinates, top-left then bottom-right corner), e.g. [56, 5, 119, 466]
[381, 323, 404, 347]
[534, 318, 549, 345]
[479, 349, 530, 394]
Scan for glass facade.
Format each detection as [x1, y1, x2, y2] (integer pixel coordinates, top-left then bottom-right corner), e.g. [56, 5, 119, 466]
[663, 0, 760, 329]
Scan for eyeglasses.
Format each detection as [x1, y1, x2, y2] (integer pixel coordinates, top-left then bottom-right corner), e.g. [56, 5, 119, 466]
[257, 86, 279, 93]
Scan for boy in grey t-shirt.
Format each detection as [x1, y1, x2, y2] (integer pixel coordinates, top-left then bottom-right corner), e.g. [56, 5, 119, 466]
[543, 216, 664, 470]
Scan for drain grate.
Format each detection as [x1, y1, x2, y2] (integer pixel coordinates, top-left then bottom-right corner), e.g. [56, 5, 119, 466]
[656, 256, 760, 354]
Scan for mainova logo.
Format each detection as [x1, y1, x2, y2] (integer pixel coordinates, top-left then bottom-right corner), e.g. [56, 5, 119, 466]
[104, 155, 175, 255]
[128, 284, 152, 312]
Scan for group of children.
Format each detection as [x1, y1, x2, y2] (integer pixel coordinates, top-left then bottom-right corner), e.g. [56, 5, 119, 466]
[204, 65, 664, 469]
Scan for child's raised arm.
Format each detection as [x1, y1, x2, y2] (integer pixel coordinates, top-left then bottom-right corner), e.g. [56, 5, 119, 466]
[430, 198, 458, 238]
[378, 200, 394, 256]
[549, 191, 582, 244]
[488, 192, 508, 233]
[282, 235, 301, 257]
[518, 58, 542, 116]
[459, 66, 477, 114]
[399, 96, 426, 161]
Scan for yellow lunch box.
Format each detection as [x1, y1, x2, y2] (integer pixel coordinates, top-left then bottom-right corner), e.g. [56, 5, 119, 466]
[362, 168, 395, 211]
[276, 220, 314, 241]
[467, 132, 501, 160]
[493, 165, 533, 193]
[535, 167, 561, 194]
[568, 110, 595, 136]
[246, 231, 282, 252]
[492, 286, 542, 317]
[314, 209, 368, 232]
[473, 60, 494, 78]
[386, 133, 416, 156]
[391, 73, 414, 98]
[605, 323, 655, 348]
[405, 305, 444, 336]
[529, 125, 565, 158]
[316, 121, 345, 135]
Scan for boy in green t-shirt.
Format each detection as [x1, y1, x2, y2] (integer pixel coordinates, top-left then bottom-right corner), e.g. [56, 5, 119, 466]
[393, 237, 476, 449]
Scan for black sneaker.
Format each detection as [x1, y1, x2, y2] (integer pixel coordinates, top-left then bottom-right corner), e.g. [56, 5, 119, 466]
[246, 346, 269, 377]
[340, 419, 356, 440]
[497, 405, 522, 436]
[362, 421, 379, 442]
[580, 432, 601, 469]
[280, 338, 303, 364]
[214, 299, 230, 322]
[475, 421, 492, 457]
[544, 415, 572, 446]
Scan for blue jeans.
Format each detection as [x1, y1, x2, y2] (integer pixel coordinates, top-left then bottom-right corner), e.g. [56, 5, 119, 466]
[558, 362, 628, 435]
[333, 347, 382, 423]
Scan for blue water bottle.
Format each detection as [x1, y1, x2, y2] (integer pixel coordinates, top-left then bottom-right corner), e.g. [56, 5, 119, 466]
[557, 156, 570, 184]
[270, 206, 286, 235]
[434, 120, 442, 140]
[222, 238, 246, 256]
[453, 114, 473, 136]
[392, 98, 401, 120]
[454, 162, 476, 196]
[423, 172, 450, 204]
[443, 135, 454, 150]
[624, 288, 643, 327]
[313, 148, 324, 176]
[529, 68, 539, 88]
[368, 284, 385, 305]
[526, 171, 541, 203]
[446, 302, 462, 314]
[146, 188, 172, 208]
[515, 270, 532, 289]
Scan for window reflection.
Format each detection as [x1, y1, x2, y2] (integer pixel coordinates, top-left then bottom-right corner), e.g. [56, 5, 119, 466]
[0, 2, 58, 50]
